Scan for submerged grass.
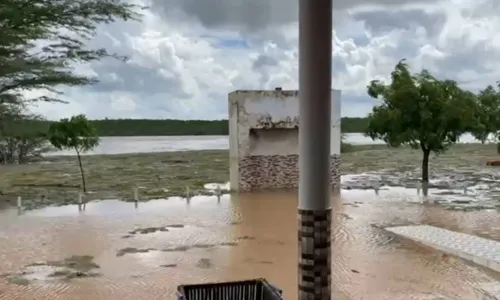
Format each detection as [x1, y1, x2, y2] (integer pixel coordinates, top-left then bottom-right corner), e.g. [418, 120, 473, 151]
[0, 144, 498, 209]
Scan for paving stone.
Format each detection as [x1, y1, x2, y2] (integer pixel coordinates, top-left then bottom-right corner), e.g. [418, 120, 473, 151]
[475, 282, 500, 299]
[385, 225, 500, 274]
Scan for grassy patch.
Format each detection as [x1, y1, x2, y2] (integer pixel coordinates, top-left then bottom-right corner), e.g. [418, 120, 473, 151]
[0, 150, 228, 209]
[0, 144, 498, 209]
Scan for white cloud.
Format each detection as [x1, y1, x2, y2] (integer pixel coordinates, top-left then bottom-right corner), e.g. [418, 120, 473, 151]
[25, 0, 500, 120]
[110, 92, 137, 112]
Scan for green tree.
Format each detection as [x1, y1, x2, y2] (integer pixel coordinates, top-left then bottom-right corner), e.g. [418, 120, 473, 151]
[48, 114, 99, 192]
[0, 99, 51, 163]
[0, 0, 143, 105]
[469, 83, 500, 149]
[364, 60, 476, 184]
[0, 0, 142, 163]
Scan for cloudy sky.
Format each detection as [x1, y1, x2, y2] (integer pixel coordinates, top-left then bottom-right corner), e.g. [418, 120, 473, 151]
[30, 0, 500, 120]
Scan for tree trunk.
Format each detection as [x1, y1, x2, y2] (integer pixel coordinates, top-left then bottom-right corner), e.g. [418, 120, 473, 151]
[421, 148, 430, 183]
[421, 148, 430, 197]
[75, 148, 87, 193]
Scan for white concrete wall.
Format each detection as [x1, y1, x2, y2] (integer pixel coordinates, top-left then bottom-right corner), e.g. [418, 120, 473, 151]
[331, 89, 342, 155]
[228, 97, 239, 191]
[248, 128, 298, 156]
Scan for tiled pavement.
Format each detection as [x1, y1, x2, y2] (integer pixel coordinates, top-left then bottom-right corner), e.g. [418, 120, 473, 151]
[385, 225, 500, 299]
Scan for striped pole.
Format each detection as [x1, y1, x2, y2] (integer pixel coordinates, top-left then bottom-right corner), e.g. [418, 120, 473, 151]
[298, 0, 333, 298]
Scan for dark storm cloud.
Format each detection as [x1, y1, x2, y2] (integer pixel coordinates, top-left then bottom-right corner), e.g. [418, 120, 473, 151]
[431, 40, 499, 90]
[252, 54, 278, 70]
[151, 0, 442, 32]
[470, 0, 500, 18]
[69, 0, 500, 120]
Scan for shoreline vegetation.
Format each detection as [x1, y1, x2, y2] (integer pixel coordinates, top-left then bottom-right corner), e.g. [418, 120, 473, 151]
[20, 117, 369, 136]
[1, 143, 498, 210]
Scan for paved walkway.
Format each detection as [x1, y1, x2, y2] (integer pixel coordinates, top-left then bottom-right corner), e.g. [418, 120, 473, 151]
[385, 225, 500, 273]
[386, 225, 500, 299]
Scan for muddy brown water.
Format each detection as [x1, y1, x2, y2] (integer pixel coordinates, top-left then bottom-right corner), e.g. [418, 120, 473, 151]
[0, 190, 500, 299]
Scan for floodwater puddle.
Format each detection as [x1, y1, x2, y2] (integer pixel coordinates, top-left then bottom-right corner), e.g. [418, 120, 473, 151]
[116, 241, 239, 257]
[17, 195, 228, 218]
[203, 182, 230, 192]
[1, 182, 500, 299]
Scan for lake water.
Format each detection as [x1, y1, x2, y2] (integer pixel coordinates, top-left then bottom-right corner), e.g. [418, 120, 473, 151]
[46, 133, 486, 156]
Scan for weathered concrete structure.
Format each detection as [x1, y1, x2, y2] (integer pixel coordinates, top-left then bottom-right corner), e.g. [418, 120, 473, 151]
[228, 89, 341, 192]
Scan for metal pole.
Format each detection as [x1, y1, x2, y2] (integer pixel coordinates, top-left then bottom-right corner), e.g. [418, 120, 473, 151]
[298, 0, 333, 298]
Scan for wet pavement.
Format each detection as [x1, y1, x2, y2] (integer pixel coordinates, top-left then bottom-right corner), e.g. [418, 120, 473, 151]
[1, 185, 500, 299]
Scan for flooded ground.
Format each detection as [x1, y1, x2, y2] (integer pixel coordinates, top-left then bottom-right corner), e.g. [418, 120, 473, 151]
[2, 144, 500, 209]
[1, 188, 500, 299]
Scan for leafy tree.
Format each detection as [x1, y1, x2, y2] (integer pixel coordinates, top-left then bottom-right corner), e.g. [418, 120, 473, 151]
[364, 60, 477, 184]
[0, 0, 143, 105]
[0, 100, 50, 163]
[0, 0, 142, 162]
[469, 83, 500, 147]
[48, 114, 99, 192]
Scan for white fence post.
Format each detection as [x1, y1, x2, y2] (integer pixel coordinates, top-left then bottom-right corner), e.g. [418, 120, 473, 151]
[78, 192, 84, 211]
[216, 185, 222, 201]
[133, 187, 139, 202]
[17, 196, 22, 214]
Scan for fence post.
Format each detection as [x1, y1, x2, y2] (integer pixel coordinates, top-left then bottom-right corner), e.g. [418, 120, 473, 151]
[17, 196, 22, 214]
[216, 185, 222, 202]
[133, 187, 139, 202]
[78, 192, 83, 211]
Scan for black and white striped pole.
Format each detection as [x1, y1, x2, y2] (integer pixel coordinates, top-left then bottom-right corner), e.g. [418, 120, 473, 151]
[297, 0, 333, 298]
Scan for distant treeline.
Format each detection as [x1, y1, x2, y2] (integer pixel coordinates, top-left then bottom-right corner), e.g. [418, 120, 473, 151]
[29, 117, 369, 136]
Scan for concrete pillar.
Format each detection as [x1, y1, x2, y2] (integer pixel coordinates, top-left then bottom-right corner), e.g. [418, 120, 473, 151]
[297, 0, 333, 299]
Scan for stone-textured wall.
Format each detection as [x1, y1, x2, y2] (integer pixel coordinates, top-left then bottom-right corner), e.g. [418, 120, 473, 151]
[229, 89, 341, 192]
[238, 154, 340, 192]
[298, 208, 332, 299]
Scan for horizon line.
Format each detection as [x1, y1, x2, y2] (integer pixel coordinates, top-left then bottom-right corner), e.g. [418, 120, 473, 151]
[40, 116, 369, 122]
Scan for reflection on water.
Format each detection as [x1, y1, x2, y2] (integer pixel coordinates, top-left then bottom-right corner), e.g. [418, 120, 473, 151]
[0, 190, 500, 299]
